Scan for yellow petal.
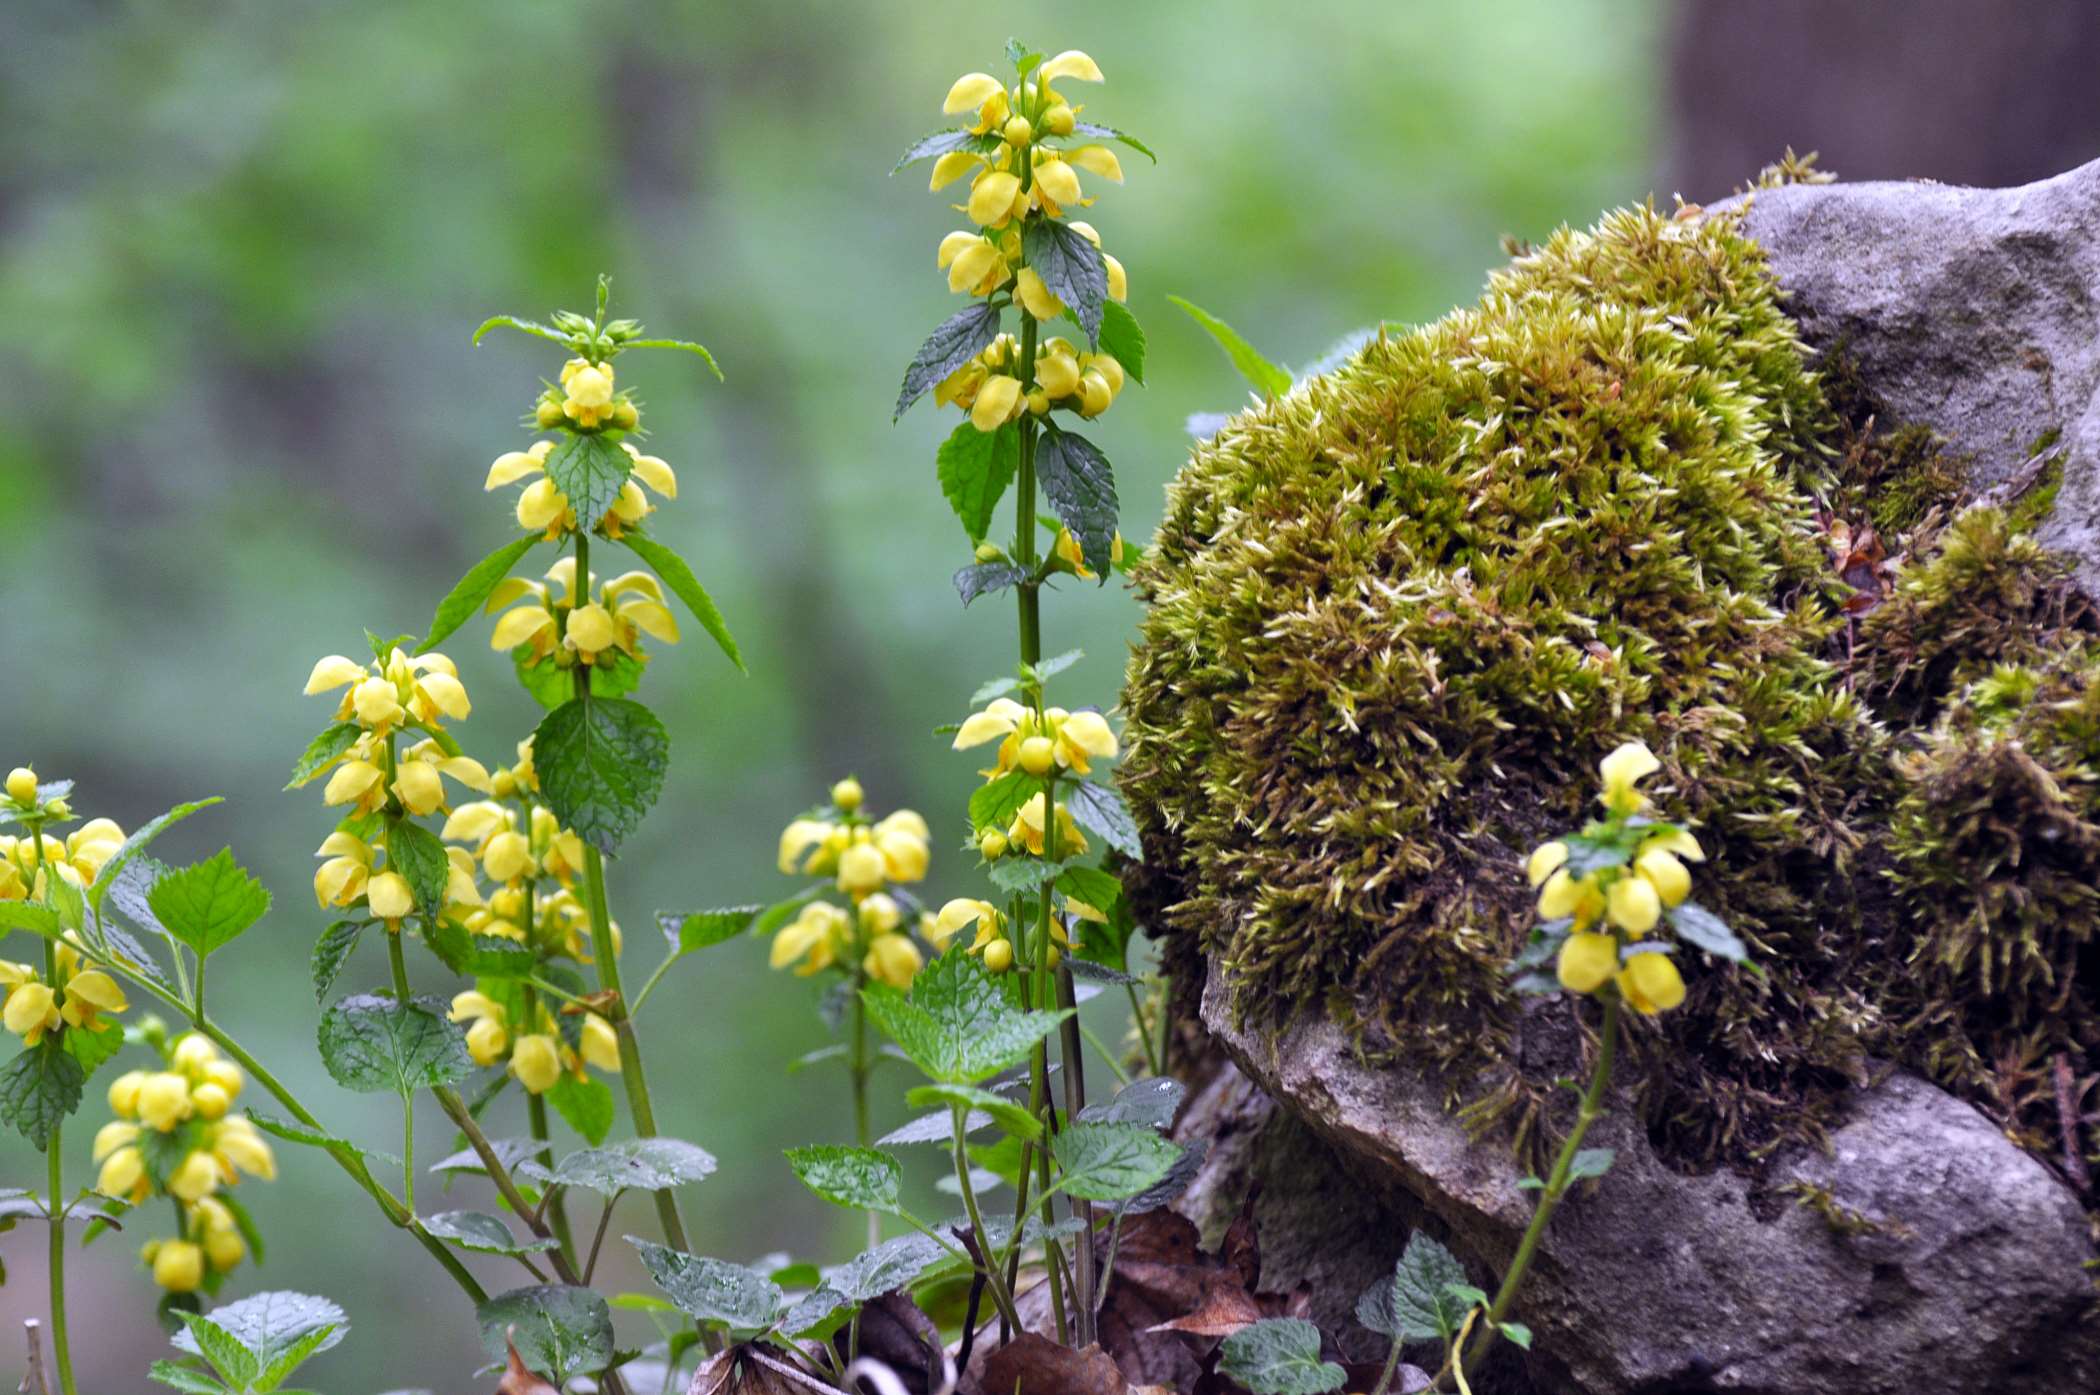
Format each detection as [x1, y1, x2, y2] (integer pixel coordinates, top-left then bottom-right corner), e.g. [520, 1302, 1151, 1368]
[415, 671, 472, 721]
[567, 603, 618, 655]
[953, 707, 1021, 750]
[1556, 932, 1618, 994]
[437, 756, 494, 794]
[1065, 145, 1123, 182]
[602, 570, 664, 603]
[968, 171, 1023, 228]
[1619, 952, 1687, 1014]
[620, 599, 681, 644]
[517, 477, 569, 531]
[1639, 827, 1706, 863]
[630, 454, 677, 499]
[930, 150, 981, 191]
[302, 655, 367, 696]
[1634, 848, 1691, 908]
[1058, 710, 1118, 759]
[392, 761, 445, 817]
[943, 72, 1005, 115]
[1526, 841, 1569, 889]
[875, 809, 931, 843]
[1607, 874, 1662, 936]
[321, 761, 383, 808]
[490, 605, 557, 651]
[970, 374, 1022, 432]
[482, 577, 542, 614]
[367, 871, 414, 921]
[1016, 267, 1064, 320]
[938, 230, 980, 269]
[1033, 158, 1081, 210]
[1037, 50, 1104, 83]
[484, 451, 543, 490]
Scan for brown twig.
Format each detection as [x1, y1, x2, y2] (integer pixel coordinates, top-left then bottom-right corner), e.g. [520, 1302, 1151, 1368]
[20, 1320, 48, 1395]
[2053, 1052, 2091, 1192]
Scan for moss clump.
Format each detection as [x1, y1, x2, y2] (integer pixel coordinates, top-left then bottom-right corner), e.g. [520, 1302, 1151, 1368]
[1121, 194, 2100, 1198]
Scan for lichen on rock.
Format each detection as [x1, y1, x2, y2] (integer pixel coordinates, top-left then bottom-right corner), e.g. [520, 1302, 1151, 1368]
[1120, 193, 2100, 1192]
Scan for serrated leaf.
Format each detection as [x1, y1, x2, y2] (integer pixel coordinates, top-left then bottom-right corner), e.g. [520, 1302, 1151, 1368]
[1024, 219, 1109, 346]
[657, 905, 763, 957]
[785, 1144, 904, 1213]
[62, 1019, 124, 1080]
[421, 534, 540, 652]
[1168, 295, 1291, 398]
[545, 1075, 616, 1147]
[898, 302, 1003, 421]
[424, 1210, 558, 1256]
[176, 1316, 259, 1389]
[936, 417, 1020, 543]
[905, 1083, 1042, 1141]
[533, 697, 669, 854]
[1078, 1076, 1183, 1131]
[98, 906, 176, 995]
[244, 1112, 401, 1170]
[0, 902, 60, 940]
[1111, 1135, 1209, 1216]
[833, 1232, 950, 1304]
[1097, 299, 1147, 385]
[629, 1239, 783, 1333]
[891, 127, 993, 174]
[954, 560, 1028, 607]
[146, 1359, 226, 1395]
[876, 1106, 993, 1147]
[1034, 429, 1119, 580]
[860, 949, 1069, 1085]
[550, 1137, 717, 1194]
[1064, 780, 1141, 859]
[1217, 1318, 1345, 1395]
[1361, 1231, 1471, 1344]
[988, 857, 1065, 894]
[1069, 120, 1157, 162]
[174, 1290, 346, 1392]
[147, 849, 271, 958]
[285, 724, 361, 791]
[620, 532, 744, 673]
[476, 1285, 614, 1383]
[87, 798, 222, 914]
[384, 821, 451, 919]
[1050, 1120, 1178, 1201]
[0, 1040, 83, 1149]
[542, 434, 631, 533]
[1668, 902, 1750, 962]
[317, 994, 471, 1096]
[427, 1135, 540, 1177]
[1056, 864, 1124, 916]
[968, 770, 1036, 835]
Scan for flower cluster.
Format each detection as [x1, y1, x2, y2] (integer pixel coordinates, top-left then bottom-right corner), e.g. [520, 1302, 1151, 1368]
[1, 785, 124, 903]
[442, 797, 619, 962]
[1525, 742, 1707, 1014]
[486, 435, 676, 543]
[926, 896, 1053, 975]
[95, 1032, 275, 1294]
[0, 938, 127, 1047]
[486, 558, 680, 677]
[302, 648, 491, 818]
[448, 990, 620, 1095]
[771, 779, 935, 989]
[953, 699, 1116, 779]
[935, 327, 1128, 433]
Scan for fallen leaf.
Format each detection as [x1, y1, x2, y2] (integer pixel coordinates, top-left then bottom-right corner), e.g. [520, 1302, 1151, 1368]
[982, 1335, 1130, 1395]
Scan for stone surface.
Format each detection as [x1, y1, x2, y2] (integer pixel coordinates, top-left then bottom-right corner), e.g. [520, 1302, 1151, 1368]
[1199, 965, 2099, 1395]
[1736, 157, 2100, 591]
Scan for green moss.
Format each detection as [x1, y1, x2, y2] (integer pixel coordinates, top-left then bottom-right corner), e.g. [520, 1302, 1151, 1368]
[1120, 193, 2100, 1198]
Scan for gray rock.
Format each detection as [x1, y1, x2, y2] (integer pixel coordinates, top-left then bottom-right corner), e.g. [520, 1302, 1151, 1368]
[1200, 965, 2099, 1395]
[1736, 158, 2100, 590]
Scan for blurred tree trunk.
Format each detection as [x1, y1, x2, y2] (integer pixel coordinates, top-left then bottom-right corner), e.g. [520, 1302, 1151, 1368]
[1664, 0, 2100, 197]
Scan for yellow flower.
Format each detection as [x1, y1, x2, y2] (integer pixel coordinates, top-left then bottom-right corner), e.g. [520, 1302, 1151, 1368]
[451, 992, 510, 1067]
[981, 938, 1015, 972]
[858, 892, 903, 936]
[941, 233, 1008, 297]
[1556, 931, 1618, 994]
[622, 442, 678, 499]
[1634, 847, 1691, 908]
[517, 476, 570, 538]
[931, 151, 983, 192]
[1051, 710, 1118, 775]
[968, 170, 1024, 229]
[209, 1116, 276, 1181]
[970, 373, 1023, 432]
[152, 1239, 205, 1293]
[203, 1223, 245, 1275]
[1536, 868, 1604, 928]
[943, 72, 1006, 117]
[1053, 525, 1125, 578]
[58, 969, 126, 1032]
[836, 840, 887, 897]
[2, 981, 57, 1045]
[1007, 792, 1087, 858]
[581, 1014, 622, 1073]
[1526, 841, 1569, 888]
[4, 768, 37, 805]
[1639, 827, 1706, 863]
[367, 871, 414, 924]
[1606, 873, 1661, 936]
[563, 362, 616, 427]
[511, 1033, 563, 1094]
[108, 1070, 146, 1119]
[305, 649, 472, 739]
[1598, 740, 1660, 818]
[1038, 50, 1104, 84]
[313, 832, 373, 909]
[168, 1150, 220, 1203]
[138, 1072, 193, 1132]
[1016, 267, 1064, 320]
[771, 901, 848, 976]
[930, 898, 1003, 953]
[864, 932, 923, 990]
[778, 819, 837, 876]
[1031, 156, 1082, 216]
[1618, 951, 1687, 1014]
[1065, 145, 1124, 184]
[97, 1144, 147, 1203]
[1036, 341, 1081, 399]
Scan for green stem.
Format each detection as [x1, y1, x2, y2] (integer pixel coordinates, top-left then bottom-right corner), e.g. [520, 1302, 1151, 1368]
[387, 929, 417, 1208]
[1123, 982, 1161, 1078]
[1446, 995, 1623, 1388]
[523, 981, 577, 1267]
[571, 528, 689, 1254]
[950, 1104, 1022, 1332]
[1055, 964, 1096, 1347]
[1367, 1332, 1406, 1395]
[850, 974, 879, 1251]
[29, 834, 77, 1395]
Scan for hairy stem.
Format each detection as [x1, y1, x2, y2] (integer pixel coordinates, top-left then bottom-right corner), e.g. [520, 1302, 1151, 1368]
[950, 1104, 1022, 1332]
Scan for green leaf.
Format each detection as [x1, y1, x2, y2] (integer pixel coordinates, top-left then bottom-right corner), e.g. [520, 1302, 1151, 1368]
[906, 1083, 1043, 1141]
[316, 993, 471, 1096]
[0, 902, 61, 940]
[1360, 1231, 1471, 1343]
[891, 127, 995, 174]
[1077, 1076, 1184, 1131]
[174, 1290, 346, 1393]
[1217, 1318, 1345, 1395]
[284, 724, 361, 791]
[1167, 296, 1292, 398]
[514, 642, 644, 710]
[620, 532, 744, 673]
[147, 849, 271, 958]
[533, 697, 669, 854]
[897, 302, 1003, 421]
[1034, 429, 1119, 579]
[146, 1359, 226, 1395]
[550, 1137, 717, 1194]
[62, 1019, 125, 1080]
[421, 534, 540, 652]
[1097, 299, 1147, 385]
[1497, 1321, 1533, 1349]
[1560, 828, 1637, 878]
[542, 434, 631, 534]
[424, 919, 535, 980]
[784, 1145, 904, 1213]
[49, 871, 85, 934]
[243, 1112, 400, 1172]
[954, 560, 1028, 607]
[968, 770, 1036, 835]
[476, 1285, 615, 1384]
[545, 1075, 616, 1146]
[1668, 902, 1750, 962]
[1050, 1121, 1178, 1200]
[1004, 37, 1044, 74]
[861, 949, 1069, 1085]
[1024, 219, 1109, 346]
[1056, 864, 1124, 916]
[175, 1316, 259, 1389]
[0, 1041, 83, 1149]
[657, 905, 763, 957]
[424, 1210, 559, 1256]
[988, 857, 1065, 895]
[384, 822, 451, 918]
[1567, 1147, 1616, 1182]
[1065, 780, 1141, 860]
[936, 418, 1019, 543]
[629, 1239, 784, 1332]
[87, 798, 222, 915]
[1069, 120, 1157, 163]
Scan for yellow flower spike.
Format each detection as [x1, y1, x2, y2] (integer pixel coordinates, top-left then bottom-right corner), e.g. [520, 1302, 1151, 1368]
[302, 656, 366, 696]
[366, 871, 414, 924]
[1065, 145, 1124, 184]
[1606, 873, 1662, 936]
[3, 982, 57, 1043]
[516, 477, 570, 535]
[138, 1072, 192, 1132]
[154, 1239, 205, 1293]
[485, 450, 544, 490]
[1526, 841, 1570, 888]
[1639, 827, 1706, 863]
[943, 72, 1005, 115]
[1598, 740, 1661, 817]
[864, 933, 922, 990]
[967, 171, 1023, 228]
[778, 819, 834, 876]
[91, 1120, 138, 1163]
[107, 1070, 146, 1119]
[96, 1145, 147, 1202]
[511, 1035, 563, 1094]
[1038, 50, 1104, 84]
[1634, 847, 1692, 907]
[1015, 267, 1064, 320]
[970, 374, 1023, 432]
[1556, 931, 1618, 994]
[1618, 952, 1687, 1014]
[981, 939, 1015, 973]
[930, 150, 982, 191]
[1032, 157, 1082, 212]
[836, 841, 887, 897]
[392, 760, 446, 818]
[167, 1150, 220, 1203]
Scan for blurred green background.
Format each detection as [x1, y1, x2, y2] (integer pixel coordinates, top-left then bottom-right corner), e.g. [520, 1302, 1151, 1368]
[0, 0, 1705, 1387]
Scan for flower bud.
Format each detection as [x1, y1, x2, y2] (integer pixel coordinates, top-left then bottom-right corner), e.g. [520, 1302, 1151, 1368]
[465, 1015, 509, 1067]
[190, 1082, 231, 1121]
[138, 1072, 192, 1132]
[4, 768, 36, 804]
[202, 1060, 242, 1098]
[581, 1014, 621, 1073]
[170, 1034, 217, 1075]
[831, 777, 864, 813]
[511, 1034, 563, 1094]
[1019, 736, 1056, 776]
[1002, 115, 1033, 146]
[1043, 103, 1075, 136]
[167, 1150, 220, 1203]
[367, 871, 414, 923]
[205, 1226, 246, 1273]
[154, 1240, 205, 1293]
[979, 828, 1009, 860]
[836, 842, 887, 897]
[535, 397, 565, 428]
[974, 543, 1006, 564]
[612, 399, 639, 430]
[107, 1069, 147, 1119]
[96, 1146, 145, 1200]
[982, 938, 1014, 973]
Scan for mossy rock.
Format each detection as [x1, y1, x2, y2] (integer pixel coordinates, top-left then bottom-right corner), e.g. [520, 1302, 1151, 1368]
[1120, 194, 2100, 1194]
